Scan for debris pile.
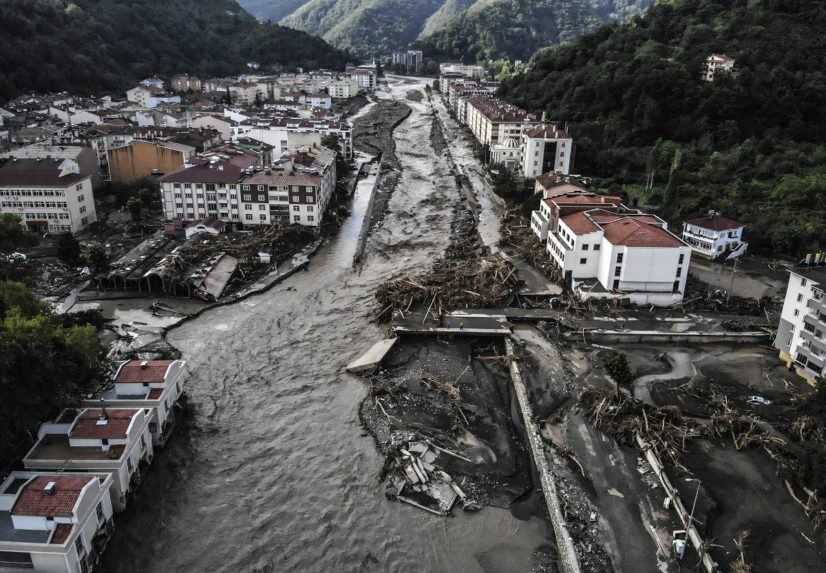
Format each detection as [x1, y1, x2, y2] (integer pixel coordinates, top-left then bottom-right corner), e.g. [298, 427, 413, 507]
[384, 438, 479, 516]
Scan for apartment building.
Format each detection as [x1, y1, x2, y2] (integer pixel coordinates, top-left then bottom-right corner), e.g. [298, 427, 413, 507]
[681, 213, 747, 259]
[159, 145, 335, 228]
[546, 208, 691, 306]
[0, 158, 96, 233]
[0, 472, 115, 573]
[83, 360, 187, 446]
[23, 408, 154, 511]
[775, 262, 826, 384]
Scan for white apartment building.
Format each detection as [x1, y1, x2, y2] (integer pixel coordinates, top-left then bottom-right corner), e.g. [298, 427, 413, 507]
[775, 263, 826, 384]
[0, 472, 115, 573]
[681, 213, 747, 259]
[23, 408, 154, 511]
[546, 208, 691, 306]
[703, 54, 736, 82]
[0, 158, 96, 233]
[521, 124, 574, 177]
[159, 145, 336, 228]
[83, 360, 187, 446]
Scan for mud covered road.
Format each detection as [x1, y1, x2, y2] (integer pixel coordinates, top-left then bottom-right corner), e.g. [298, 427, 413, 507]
[102, 77, 552, 573]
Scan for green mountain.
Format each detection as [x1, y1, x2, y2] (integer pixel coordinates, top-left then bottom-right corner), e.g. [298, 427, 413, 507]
[263, 0, 651, 59]
[420, 0, 654, 62]
[500, 0, 826, 253]
[239, 0, 314, 21]
[0, 0, 349, 101]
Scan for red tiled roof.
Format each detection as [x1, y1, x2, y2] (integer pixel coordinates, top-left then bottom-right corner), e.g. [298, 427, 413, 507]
[116, 360, 173, 384]
[685, 215, 742, 231]
[561, 211, 600, 234]
[160, 161, 243, 184]
[70, 408, 137, 439]
[51, 523, 73, 544]
[602, 218, 684, 248]
[12, 476, 94, 518]
[0, 158, 88, 187]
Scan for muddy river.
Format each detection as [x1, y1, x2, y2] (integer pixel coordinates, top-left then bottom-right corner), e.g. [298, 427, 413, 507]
[102, 78, 551, 573]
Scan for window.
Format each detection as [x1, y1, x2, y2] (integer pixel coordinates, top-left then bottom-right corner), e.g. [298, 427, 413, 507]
[579, 258, 587, 265]
[96, 502, 105, 523]
[616, 253, 624, 263]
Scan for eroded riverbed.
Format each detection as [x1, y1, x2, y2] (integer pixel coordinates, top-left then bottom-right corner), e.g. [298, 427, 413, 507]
[102, 77, 551, 573]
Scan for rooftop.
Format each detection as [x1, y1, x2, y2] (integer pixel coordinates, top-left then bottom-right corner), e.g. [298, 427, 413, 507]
[70, 408, 138, 440]
[12, 475, 95, 518]
[115, 360, 173, 384]
[27, 435, 125, 462]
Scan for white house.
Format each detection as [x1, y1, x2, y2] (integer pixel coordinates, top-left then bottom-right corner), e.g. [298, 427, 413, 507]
[546, 208, 691, 306]
[774, 261, 826, 384]
[83, 359, 187, 445]
[0, 158, 97, 234]
[703, 54, 736, 82]
[682, 213, 747, 259]
[0, 472, 115, 573]
[23, 408, 154, 511]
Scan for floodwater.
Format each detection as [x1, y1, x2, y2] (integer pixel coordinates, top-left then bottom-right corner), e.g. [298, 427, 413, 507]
[102, 78, 551, 573]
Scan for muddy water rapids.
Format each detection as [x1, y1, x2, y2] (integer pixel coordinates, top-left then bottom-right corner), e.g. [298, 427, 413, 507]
[102, 77, 551, 573]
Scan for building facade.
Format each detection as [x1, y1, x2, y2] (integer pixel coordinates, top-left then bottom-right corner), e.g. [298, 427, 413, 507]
[0, 158, 96, 233]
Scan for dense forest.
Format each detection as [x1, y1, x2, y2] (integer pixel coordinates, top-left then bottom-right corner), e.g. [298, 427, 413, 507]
[500, 0, 826, 254]
[0, 0, 349, 101]
[0, 281, 103, 471]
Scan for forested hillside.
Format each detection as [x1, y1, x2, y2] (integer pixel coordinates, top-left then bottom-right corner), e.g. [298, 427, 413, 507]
[420, 0, 653, 62]
[500, 0, 826, 254]
[273, 0, 651, 59]
[0, 0, 349, 101]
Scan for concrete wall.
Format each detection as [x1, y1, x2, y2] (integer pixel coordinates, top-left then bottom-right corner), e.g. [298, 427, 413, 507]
[109, 142, 185, 185]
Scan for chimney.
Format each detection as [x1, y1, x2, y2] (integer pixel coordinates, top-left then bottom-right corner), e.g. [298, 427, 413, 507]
[44, 481, 57, 496]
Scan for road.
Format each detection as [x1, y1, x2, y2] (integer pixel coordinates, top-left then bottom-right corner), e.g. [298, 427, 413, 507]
[102, 77, 552, 573]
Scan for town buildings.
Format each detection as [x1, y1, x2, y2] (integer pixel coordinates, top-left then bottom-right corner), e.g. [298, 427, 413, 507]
[0, 157, 97, 233]
[159, 144, 336, 228]
[775, 260, 826, 384]
[703, 54, 736, 82]
[0, 472, 115, 573]
[681, 213, 747, 259]
[83, 359, 187, 446]
[23, 408, 154, 511]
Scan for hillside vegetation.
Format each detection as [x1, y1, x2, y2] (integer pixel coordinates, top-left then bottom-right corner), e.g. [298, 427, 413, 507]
[500, 0, 826, 254]
[272, 0, 651, 59]
[0, 0, 349, 101]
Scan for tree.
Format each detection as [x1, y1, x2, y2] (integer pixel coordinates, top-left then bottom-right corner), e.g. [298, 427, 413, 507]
[57, 233, 81, 265]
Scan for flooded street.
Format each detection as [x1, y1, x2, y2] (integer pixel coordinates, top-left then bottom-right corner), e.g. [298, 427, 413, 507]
[103, 77, 551, 573]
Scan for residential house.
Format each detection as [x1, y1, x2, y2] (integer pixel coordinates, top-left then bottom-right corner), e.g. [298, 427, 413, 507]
[108, 140, 196, 185]
[681, 213, 747, 259]
[0, 158, 96, 233]
[82, 359, 187, 446]
[774, 260, 826, 384]
[0, 472, 115, 573]
[546, 208, 691, 306]
[23, 408, 154, 511]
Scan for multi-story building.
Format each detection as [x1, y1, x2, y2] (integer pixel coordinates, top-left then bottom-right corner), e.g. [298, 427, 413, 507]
[775, 262, 826, 384]
[521, 123, 574, 178]
[546, 208, 691, 306]
[0, 158, 96, 233]
[83, 359, 187, 446]
[159, 145, 336, 228]
[23, 408, 154, 511]
[0, 472, 115, 573]
[703, 54, 736, 82]
[681, 213, 747, 259]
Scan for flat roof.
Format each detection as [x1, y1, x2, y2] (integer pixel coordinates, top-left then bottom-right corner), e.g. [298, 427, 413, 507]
[27, 435, 125, 462]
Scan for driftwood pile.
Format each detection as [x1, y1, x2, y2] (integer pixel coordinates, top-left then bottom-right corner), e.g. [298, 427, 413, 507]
[375, 255, 520, 319]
